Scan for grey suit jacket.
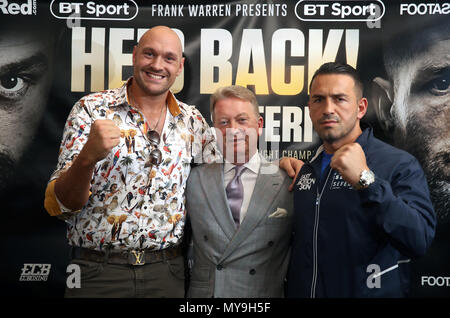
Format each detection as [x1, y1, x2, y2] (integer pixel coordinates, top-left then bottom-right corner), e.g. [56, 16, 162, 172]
[186, 157, 293, 298]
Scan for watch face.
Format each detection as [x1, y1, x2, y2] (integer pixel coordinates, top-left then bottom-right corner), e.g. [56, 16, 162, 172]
[360, 170, 375, 186]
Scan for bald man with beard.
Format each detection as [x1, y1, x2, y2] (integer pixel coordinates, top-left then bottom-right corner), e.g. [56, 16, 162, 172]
[44, 26, 219, 297]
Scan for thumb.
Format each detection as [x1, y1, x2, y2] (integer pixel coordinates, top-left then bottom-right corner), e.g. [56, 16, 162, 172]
[280, 157, 296, 178]
[288, 167, 301, 192]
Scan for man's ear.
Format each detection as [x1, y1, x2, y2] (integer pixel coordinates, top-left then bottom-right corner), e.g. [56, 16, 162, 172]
[174, 55, 185, 76]
[371, 77, 394, 132]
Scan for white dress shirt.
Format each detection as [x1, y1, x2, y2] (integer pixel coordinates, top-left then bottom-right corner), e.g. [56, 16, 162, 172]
[223, 153, 261, 224]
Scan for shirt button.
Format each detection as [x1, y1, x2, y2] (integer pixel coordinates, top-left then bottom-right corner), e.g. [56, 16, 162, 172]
[217, 264, 223, 271]
[268, 241, 274, 247]
[249, 269, 256, 275]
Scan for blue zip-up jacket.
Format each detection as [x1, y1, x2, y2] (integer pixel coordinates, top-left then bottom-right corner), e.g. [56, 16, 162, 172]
[287, 128, 436, 298]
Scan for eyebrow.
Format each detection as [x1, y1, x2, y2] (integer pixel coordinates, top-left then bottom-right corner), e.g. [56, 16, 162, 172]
[0, 52, 49, 75]
[417, 64, 449, 76]
[216, 112, 250, 120]
[141, 46, 179, 58]
[310, 93, 348, 99]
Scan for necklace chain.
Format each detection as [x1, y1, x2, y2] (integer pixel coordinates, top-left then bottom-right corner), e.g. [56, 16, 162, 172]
[151, 103, 165, 132]
[128, 89, 166, 132]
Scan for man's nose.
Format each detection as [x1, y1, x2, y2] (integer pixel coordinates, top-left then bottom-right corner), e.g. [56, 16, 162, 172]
[225, 122, 243, 138]
[323, 98, 335, 114]
[151, 56, 163, 70]
[228, 120, 241, 131]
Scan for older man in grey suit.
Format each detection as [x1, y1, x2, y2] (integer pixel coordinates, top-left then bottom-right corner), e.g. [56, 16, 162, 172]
[185, 85, 293, 298]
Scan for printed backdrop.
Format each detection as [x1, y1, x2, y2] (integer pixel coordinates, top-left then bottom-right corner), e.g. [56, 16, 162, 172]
[0, 0, 448, 297]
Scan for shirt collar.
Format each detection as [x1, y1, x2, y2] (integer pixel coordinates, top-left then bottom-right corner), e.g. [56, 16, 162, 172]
[224, 152, 261, 175]
[115, 77, 182, 117]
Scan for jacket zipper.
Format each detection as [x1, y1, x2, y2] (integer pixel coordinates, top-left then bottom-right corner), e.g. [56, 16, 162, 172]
[310, 168, 333, 298]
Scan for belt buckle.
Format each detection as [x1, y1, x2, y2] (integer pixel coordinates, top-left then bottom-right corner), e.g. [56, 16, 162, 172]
[129, 250, 145, 266]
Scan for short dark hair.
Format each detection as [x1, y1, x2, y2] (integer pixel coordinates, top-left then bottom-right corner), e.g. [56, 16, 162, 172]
[309, 62, 364, 97]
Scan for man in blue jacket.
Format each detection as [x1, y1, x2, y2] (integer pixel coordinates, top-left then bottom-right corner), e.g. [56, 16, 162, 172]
[286, 62, 436, 298]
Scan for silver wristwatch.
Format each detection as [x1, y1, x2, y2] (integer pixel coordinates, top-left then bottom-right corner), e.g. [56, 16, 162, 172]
[356, 169, 375, 190]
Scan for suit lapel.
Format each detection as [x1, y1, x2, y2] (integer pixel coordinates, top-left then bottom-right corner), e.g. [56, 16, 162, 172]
[218, 160, 285, 263]
[198, 163, 236, 240]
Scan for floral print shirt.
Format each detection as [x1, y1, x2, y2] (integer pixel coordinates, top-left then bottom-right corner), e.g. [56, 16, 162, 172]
[50, 78, 219, 251]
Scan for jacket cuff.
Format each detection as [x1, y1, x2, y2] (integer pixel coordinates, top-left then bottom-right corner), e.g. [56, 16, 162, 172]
[358, 177, 395, 229]
[358, 176, 391, 204]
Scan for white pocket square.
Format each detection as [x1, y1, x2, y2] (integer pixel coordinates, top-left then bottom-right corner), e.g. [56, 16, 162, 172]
[268, 207, 288, 218]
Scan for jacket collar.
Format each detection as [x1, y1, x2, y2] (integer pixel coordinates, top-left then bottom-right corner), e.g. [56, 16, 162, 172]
[355, 126, 372, 151]
[310, 127, 374, 163]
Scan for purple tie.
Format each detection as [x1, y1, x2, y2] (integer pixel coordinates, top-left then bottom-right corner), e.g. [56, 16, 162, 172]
[226, 165, 246, 228]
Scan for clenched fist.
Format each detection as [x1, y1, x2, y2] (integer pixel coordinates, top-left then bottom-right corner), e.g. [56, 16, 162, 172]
[330, 143, 369, 188]
[80, 119, 121, 165]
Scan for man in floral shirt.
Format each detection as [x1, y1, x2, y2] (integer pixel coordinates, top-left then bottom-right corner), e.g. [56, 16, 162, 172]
[44, 26, 218, 297]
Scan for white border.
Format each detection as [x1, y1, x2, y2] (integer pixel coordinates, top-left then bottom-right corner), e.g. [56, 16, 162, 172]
[50, 0, 139, 21]
[294, 0, 385, 22]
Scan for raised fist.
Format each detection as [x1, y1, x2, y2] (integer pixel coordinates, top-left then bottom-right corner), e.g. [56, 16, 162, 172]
[330, 142, 369, 188]
[81, 119, 121, 165]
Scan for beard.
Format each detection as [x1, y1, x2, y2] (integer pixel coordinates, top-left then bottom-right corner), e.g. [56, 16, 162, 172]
[0, 151, 15, 194]
[314, 114, 357, 144]
[397, 117, 450, 224]
[133, 68, 172, 98]
[428, 158, 450, 224]
[314, 114, 341, 143]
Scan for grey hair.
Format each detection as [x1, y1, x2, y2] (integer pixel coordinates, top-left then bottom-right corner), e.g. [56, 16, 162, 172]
[210, 85, 260, 122]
